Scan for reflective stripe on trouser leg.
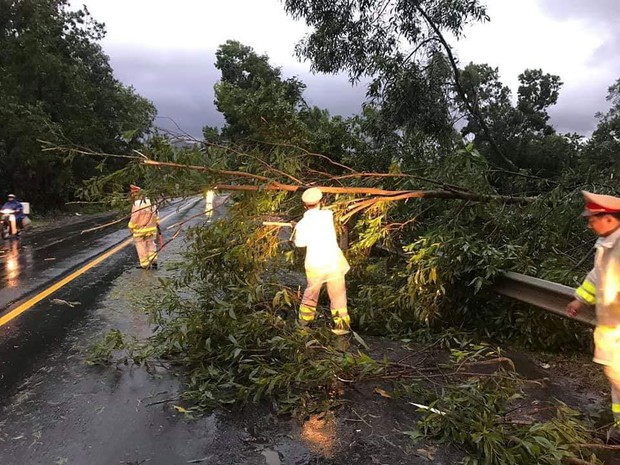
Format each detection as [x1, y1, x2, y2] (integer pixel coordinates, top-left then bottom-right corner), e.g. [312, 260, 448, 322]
[330, 308, 350, 335]
[299, 304, 316, 322]
[613, 383, 620, 426]
[134, 234, 157, 268]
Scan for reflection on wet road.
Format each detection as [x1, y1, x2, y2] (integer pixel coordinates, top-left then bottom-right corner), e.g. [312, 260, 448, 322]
[1, 239, 29, 288]
[0, 200, 196, 311]
[0, 212, 124, 310]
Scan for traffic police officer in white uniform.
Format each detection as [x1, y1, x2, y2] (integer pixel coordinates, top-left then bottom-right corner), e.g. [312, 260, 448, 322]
[567, 191, 620, 441]
[293, 188, 351, 335]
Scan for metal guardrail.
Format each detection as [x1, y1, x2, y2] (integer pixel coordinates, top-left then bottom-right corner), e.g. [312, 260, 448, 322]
[493, 271, 596, 327]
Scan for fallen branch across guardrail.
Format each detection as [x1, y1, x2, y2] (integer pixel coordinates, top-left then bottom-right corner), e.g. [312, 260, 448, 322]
[492, 272, 595, 327]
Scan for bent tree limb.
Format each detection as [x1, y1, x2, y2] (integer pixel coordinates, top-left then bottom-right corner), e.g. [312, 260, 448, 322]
[214, 183, 536, 205]
[43, 142, 535, 206]
[139, 159, 535, 204]
[413, 4, 519, 172]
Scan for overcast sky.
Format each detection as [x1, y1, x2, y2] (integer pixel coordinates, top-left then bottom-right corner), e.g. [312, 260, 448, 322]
[75, 0, 620, 139]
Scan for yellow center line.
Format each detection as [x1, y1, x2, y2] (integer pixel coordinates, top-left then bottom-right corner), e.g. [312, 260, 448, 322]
[0, 206, 184, 328]
[0, 237, 134, 327]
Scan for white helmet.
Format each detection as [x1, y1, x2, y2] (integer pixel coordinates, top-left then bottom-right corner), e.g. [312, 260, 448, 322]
[302, 187, 323, 205]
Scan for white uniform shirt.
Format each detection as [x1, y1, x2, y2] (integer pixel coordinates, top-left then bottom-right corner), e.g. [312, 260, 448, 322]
[294, 209, 349, 280]
[590, 227, 620, 326]
[581, 227, 620, 365]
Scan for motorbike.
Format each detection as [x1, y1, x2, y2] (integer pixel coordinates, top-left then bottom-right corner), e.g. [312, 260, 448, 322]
[1, 209, 26, 240]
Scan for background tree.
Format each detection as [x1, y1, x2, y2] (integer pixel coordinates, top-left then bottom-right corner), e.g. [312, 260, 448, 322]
[211, 41, 361, 174]
[459, 64, 576, 183]
[213, 40, 307, 143]
[580, 77, 620, 185]
[0, 0, 156, 208]
[516, 68, 562, 134]
[282, 0, 522, 170]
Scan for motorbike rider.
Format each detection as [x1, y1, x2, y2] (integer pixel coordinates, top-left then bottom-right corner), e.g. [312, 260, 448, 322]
[1, 194, 24, 229]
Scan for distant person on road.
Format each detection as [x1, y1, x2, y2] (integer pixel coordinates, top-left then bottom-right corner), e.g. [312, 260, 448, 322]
[205, 189, 215, 220]
[1, 194, 25, 231]
[567, 191, 620, 443]
[128, 185, 159, 270]
[292, 187, 351, 335]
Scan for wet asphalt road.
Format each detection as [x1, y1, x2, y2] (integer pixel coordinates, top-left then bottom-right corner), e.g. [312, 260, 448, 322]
[0, 199, 201, 398]
[0, 211, 122, 310]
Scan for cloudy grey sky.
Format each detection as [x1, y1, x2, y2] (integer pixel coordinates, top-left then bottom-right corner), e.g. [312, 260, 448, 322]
[76, 0, 620, 139]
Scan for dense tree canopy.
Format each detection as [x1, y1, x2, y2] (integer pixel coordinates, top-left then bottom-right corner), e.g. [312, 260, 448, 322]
[459, 64, 577, 180]
[214, 40, 307, 143]
[211, 41, 362, 172]
[581, 78, 620, 176]
[0, 0, 156, 208]
[281, 0, 524, 170]
[282, 0, 488, 80]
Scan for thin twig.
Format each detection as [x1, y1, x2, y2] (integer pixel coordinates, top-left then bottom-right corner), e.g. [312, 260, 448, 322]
[331, 171, 475, 194]
[39, 140, 141, 159]
[249, 140, 358, 174]
[65, 200, 107, 205]
[81, 214, 130, 234]
[456, 357, 515, 371]
[351, 409, 374, 432]
[145, 397, 179, 407]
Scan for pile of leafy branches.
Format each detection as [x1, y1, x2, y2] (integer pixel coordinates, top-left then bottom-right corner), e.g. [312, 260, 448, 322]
[74, 133, 599, 351]
[89, 297, 604, 464]
[392, 342, 601, 465]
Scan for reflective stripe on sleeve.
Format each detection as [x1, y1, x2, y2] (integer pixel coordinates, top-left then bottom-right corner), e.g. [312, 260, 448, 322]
[575, 280, 596, 305]
[582, 280, 596, 295]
